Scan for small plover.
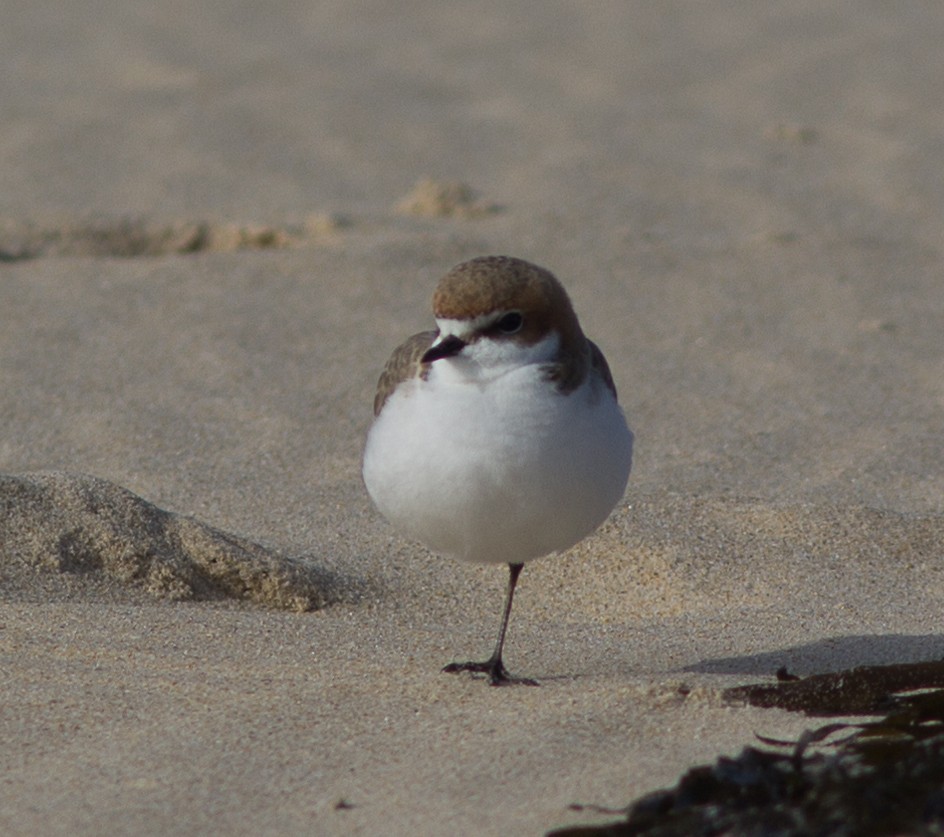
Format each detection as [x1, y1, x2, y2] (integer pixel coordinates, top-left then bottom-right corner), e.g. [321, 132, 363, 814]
[363, 256, 633, 685]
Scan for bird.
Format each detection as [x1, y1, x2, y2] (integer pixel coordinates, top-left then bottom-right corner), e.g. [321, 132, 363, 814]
[362, 256, 633, 686]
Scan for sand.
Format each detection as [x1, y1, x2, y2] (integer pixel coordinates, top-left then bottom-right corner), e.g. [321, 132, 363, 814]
[2, 3, 943, 834]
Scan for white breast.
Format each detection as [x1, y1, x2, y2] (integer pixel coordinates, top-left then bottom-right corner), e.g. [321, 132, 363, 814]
[363, 358, 633, 565]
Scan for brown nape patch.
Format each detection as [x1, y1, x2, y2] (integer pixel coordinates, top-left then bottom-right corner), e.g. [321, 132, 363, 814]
[0, 471, 344, 610]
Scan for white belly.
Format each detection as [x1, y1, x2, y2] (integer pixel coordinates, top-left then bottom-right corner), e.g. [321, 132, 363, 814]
[363, 364, 633, 565]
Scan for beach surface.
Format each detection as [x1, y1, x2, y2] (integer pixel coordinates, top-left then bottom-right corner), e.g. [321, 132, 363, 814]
[2, 3, 943, 834]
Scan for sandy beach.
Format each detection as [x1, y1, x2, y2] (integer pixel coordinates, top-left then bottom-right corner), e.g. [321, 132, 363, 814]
[2, 3, 943, 834]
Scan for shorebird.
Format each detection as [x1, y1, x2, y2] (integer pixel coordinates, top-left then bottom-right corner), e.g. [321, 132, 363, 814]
[363, 256, 633, 685]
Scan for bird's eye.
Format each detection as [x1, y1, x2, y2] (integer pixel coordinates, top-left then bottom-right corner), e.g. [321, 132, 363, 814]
[495, 312, 523, 334]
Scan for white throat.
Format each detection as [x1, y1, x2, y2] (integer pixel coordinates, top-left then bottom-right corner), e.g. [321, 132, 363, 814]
[431, 324, 561, 384]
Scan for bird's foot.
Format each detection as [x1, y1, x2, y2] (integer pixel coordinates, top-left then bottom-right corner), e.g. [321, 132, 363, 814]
[442, 657, 539, 687]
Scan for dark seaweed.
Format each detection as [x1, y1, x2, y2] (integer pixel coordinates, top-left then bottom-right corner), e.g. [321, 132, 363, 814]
[551, 661, 944, 836]
[725, 660, 944, 716]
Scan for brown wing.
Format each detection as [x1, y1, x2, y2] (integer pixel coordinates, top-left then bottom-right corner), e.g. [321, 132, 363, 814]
[373, 330, 438, 416]
[588, 339, 618, 399]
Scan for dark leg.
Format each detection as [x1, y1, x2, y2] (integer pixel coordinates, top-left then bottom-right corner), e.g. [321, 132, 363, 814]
[443, 562, 538, 686]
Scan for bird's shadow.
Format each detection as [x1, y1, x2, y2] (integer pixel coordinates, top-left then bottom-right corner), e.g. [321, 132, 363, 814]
[683, 633, 944, 678]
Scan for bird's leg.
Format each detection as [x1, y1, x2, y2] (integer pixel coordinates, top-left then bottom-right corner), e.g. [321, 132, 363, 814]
[443, 562, 539, 686]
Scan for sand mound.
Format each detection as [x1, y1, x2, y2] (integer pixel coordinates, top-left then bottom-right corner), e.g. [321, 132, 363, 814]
[0, 471, 334, 610]
[0, 214, 346, 260]
[394, 178, 499, 218]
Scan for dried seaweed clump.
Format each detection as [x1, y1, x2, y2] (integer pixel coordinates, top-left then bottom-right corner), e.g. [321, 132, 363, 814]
[553, 662, 944, 836]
